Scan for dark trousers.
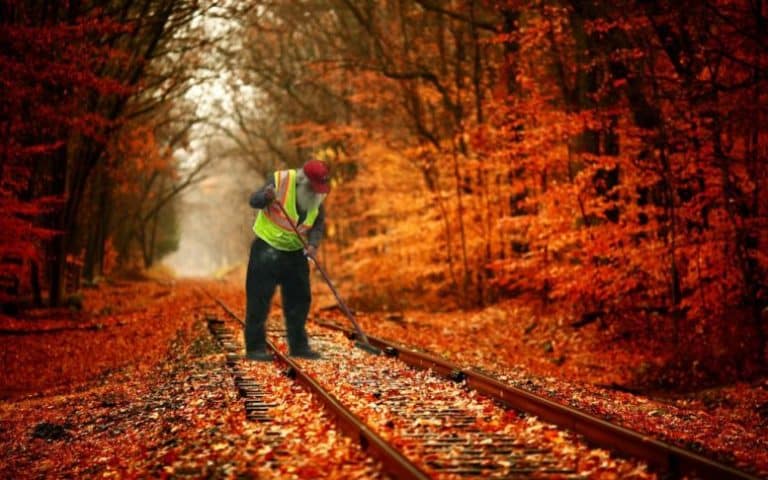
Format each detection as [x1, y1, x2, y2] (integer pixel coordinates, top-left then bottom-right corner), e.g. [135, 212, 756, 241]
[245, 237, 311, 354]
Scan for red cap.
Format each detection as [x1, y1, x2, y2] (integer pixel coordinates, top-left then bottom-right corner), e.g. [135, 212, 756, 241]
[303, 160, 331, 193]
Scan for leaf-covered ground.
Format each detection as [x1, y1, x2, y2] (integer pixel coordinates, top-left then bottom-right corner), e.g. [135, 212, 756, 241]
[330, 301, 768, 477]
[205, 281, 656, 479]
[0, 279, 383, 479]
[2, 277, 766, 478]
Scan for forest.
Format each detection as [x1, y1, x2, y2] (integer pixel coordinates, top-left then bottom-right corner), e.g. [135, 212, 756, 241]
[3, 0, 766, 380]
[1, 1, 768, 477]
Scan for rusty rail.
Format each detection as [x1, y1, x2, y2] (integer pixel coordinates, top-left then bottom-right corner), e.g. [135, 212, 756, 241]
[316, 320, 760, 480]
[210, 297, 430, 480]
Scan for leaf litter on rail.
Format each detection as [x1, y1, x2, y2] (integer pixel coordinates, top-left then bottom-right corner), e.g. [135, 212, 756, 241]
[333, 304, 768, 477]
[283, 328, 655, 479]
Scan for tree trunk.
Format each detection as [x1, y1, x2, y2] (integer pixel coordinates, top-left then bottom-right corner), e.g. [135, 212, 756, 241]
[83, 163, 109, 281]
[144, 205, 161, 268]
[451, 144, 470, 306]
[47, 141, 69, 307]
[30, 260, 42, 307]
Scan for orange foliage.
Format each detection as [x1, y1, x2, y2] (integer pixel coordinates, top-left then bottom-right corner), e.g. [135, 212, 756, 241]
[284, 1, 768, 368]
[109, 124, 175, 196]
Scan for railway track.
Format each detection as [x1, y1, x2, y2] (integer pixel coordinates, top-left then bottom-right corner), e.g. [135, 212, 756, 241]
[206, 294, 760, 480]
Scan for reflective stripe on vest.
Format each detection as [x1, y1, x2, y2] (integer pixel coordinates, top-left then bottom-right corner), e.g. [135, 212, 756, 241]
[252, 169, 320, 251]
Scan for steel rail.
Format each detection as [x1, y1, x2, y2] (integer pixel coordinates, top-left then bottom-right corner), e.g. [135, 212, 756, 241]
[209, 297, 430, 480]
[316, 320, 761, 480]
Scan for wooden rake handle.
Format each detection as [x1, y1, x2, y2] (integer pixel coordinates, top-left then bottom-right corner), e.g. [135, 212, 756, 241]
[272, 201, 372, 345]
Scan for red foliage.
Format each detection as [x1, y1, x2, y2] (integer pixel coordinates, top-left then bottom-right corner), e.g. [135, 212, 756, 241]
[0, 5, 133, 303]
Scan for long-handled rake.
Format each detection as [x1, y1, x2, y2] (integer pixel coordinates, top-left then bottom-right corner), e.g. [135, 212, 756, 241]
[274, 201, 381, 355]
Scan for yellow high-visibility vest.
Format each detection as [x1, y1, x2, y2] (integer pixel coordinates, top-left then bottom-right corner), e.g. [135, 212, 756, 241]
[253, 169, 320, 251]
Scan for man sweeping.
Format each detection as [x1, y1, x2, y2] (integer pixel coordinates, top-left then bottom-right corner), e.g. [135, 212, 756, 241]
[245, 159, 331, 360]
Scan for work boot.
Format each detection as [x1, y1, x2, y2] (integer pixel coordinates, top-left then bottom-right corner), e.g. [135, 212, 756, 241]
[289, 347, 322, 360]
[246, 349, 272, 361]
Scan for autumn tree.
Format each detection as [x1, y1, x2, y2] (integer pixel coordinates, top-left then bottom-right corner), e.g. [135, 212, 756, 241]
[226, 0, 766, 377]
[0, 1, 132, 306]
[0, 0, 217, 306]
[479, 0, 767, 373]
[228, 0, 505, 308]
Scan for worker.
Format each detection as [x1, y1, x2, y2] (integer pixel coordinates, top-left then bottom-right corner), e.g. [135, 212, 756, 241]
[244, 159, 330, 360]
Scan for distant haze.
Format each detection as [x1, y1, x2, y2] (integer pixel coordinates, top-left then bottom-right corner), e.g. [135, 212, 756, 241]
[164, 152, 259, 277]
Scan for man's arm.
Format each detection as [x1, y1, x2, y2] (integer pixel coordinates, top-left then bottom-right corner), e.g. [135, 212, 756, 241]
[249, 177, 276, 209]
[307, 205, 325, 248]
